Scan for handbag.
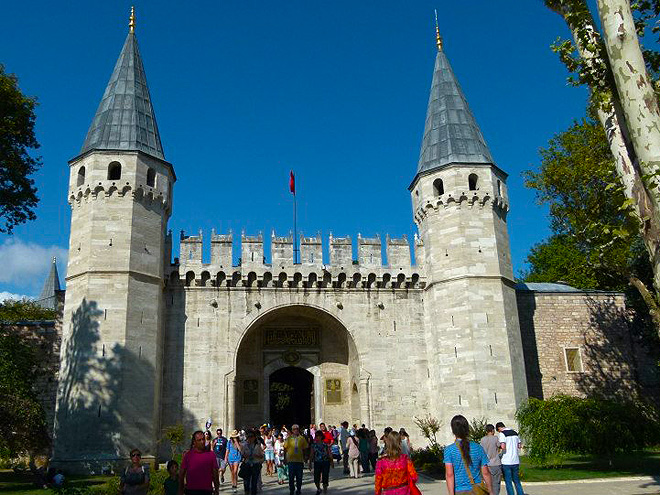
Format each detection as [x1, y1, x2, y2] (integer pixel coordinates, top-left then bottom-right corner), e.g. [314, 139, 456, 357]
[237, 462, 248, 479]
[408, 477, 422, 495]
[455, 440, 489, 495]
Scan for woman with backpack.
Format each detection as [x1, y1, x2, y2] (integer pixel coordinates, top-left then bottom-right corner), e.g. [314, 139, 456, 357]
[239, 430, 264, 495]
[443, 415, 492, 495]
[120, 449, 150, 495]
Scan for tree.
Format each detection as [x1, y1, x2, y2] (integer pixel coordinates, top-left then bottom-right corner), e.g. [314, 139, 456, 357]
[0, 299, 57, 322]
[545, 0, 660, 293]
[523, 116, 659, 331]
[0, 329, 50, 458]
[0, 64, 40, 234]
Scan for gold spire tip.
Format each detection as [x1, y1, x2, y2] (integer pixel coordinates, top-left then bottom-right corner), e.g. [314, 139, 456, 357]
[434, 9, 443, 51]
[129, 6, 135, 33]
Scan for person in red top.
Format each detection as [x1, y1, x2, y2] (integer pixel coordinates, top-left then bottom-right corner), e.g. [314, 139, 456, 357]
[179, 431, 219, 495]
[318, 423, 333, 445]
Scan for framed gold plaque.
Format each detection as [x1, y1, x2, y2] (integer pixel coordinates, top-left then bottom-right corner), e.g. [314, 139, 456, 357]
[325, 378, 342, 404]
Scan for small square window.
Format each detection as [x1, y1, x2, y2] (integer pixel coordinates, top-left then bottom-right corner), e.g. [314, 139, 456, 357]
[564, 348, 583, 372]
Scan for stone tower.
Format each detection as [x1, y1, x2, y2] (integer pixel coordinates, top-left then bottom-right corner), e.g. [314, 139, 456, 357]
[409, 34, 527, 428]
[52, 13, 175, 469]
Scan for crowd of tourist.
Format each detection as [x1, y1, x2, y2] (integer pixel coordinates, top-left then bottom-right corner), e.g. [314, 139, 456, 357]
[121, 416, 524, 495]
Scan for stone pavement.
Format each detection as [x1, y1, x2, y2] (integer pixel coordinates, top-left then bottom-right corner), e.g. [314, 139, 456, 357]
[221, 465, 660, 495]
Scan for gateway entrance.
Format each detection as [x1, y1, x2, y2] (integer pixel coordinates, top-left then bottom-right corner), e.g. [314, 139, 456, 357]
[269, 366, 313, 427]
[233, 305, 366, 428]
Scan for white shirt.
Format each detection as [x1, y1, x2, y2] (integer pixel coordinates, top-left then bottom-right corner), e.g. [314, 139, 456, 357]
[498, 428, 521, 465]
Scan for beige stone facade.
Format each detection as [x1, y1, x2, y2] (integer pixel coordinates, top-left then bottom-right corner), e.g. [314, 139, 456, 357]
[49, 24, 656, 472]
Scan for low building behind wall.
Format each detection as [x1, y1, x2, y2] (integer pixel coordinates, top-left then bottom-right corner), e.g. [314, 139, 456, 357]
[516, 282, 659, 401]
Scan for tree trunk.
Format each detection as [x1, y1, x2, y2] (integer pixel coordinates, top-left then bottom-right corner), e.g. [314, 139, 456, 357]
[629, 275, 660, 338]
[598, 0, 660, 291]
[548, 0, 660, 292]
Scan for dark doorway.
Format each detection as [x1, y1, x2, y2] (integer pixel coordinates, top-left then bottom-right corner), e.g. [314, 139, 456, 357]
[269, 366, 313, 428]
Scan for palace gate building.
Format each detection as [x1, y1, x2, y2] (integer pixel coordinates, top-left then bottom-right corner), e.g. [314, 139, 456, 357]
[52, 16, 532, 468]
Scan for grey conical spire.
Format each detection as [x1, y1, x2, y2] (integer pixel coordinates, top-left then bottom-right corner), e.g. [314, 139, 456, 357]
[417, 45, 494, 175]
[36, 257, 61, 310]
[80, 25, 165, 160]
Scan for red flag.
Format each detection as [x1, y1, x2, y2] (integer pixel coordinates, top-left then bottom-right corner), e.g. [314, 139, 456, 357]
[289, 171, 295, 194]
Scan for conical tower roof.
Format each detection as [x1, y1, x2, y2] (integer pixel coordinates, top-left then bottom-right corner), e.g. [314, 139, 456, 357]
[36, 257, 61, 310]
[80, 24, 165, 160]
[417, 47, 494, 175]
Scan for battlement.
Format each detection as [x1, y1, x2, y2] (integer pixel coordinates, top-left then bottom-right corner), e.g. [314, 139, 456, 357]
[172, 230, 424, 289]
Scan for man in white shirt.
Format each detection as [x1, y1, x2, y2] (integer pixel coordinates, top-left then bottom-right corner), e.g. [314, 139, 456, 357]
[496, 422, 525, 495]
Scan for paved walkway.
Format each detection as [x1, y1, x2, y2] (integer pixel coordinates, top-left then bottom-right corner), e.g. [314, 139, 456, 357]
[221, 465, 660, 495]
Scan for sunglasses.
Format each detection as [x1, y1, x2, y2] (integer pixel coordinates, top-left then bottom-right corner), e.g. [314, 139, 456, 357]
[131, 453, 141, 458]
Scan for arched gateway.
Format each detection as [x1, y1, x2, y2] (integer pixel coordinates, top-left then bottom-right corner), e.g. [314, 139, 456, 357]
[232, 305, 365, 429]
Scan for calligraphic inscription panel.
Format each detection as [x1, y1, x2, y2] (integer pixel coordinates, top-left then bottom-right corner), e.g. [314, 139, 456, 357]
[263, 327, 319, 347]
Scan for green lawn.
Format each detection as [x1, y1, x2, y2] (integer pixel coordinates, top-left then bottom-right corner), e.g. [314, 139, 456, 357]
[0, 471, 113, 495]
[418, 450, 660, 482]
[519, 450, 660, 482]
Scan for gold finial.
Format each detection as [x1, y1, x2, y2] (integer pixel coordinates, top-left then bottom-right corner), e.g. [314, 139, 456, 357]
[434, 9, 443, 51]
[129, 6, 135, 33]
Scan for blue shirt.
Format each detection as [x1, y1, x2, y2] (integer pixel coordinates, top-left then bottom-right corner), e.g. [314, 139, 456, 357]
[444, 440, 488, 492]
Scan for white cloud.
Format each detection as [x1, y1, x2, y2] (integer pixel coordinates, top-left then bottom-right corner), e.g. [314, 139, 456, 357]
[0, 238, 68, 291]
[0, 291, 32, 302]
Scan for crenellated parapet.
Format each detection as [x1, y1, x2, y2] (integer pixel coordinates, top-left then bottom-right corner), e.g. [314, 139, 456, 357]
[412, 190, 508, 224]
[68, 183, 171, 212]
[172, 230, 424, 289]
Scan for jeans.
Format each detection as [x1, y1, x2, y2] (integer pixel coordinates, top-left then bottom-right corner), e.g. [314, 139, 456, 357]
[313, 460, 330, 488]
[242, 463, 261, 495]
[489, 465, 502, 495]
[359, 451, 370, 473]
[342, 449, 349, 474]
[287, 462, 304, 495]
[502, 464, 524, 495]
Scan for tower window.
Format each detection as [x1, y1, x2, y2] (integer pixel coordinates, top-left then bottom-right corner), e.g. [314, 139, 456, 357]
[433, 178, 444, 196]
[146, 168, 156, 187]
[77, 166, 86, 187]
[497, 179, 502, 196]
[108, 161, 122, 180]
[468, 173, 478, 191]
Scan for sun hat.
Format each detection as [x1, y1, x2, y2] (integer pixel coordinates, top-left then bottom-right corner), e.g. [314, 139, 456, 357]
[229, 430, 240, 438]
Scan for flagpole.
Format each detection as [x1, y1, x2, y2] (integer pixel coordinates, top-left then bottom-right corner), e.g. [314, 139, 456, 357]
[293, 191, 298, 264]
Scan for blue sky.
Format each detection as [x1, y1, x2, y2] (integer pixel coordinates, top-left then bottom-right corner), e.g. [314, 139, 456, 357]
[0, 0, 588, 299]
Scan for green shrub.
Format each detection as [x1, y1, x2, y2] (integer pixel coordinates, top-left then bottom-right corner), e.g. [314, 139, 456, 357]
[411, 447, 445, 479]
[468, 417, 489, 442]
[516, 395, 660, 464]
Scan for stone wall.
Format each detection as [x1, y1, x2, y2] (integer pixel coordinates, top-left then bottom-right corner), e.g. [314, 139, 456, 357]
[517, 290, 642, 399]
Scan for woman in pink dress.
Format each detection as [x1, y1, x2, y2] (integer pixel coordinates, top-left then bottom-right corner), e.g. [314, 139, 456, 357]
[375, 431, 419, 495]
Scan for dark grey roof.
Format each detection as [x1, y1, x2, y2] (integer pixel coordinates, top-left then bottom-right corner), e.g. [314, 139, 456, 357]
[80, 32, 165, 160]
[417, 49, 494, 175]
[36, 257, 61, 310]
[516, 282, 586, 293]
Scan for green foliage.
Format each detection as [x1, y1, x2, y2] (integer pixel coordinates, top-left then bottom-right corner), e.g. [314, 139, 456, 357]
[161, 424, 184, 459]
[413, 414, 442, 455]
[0, 329, 49, 457]
[0, 64, 41, 234]
[516, 395, 660, 464]
[468, 417, 488, 443]
[410, 447, 445, 479]
[0, 299, 58, 322]
[522, 117, 653, 292]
